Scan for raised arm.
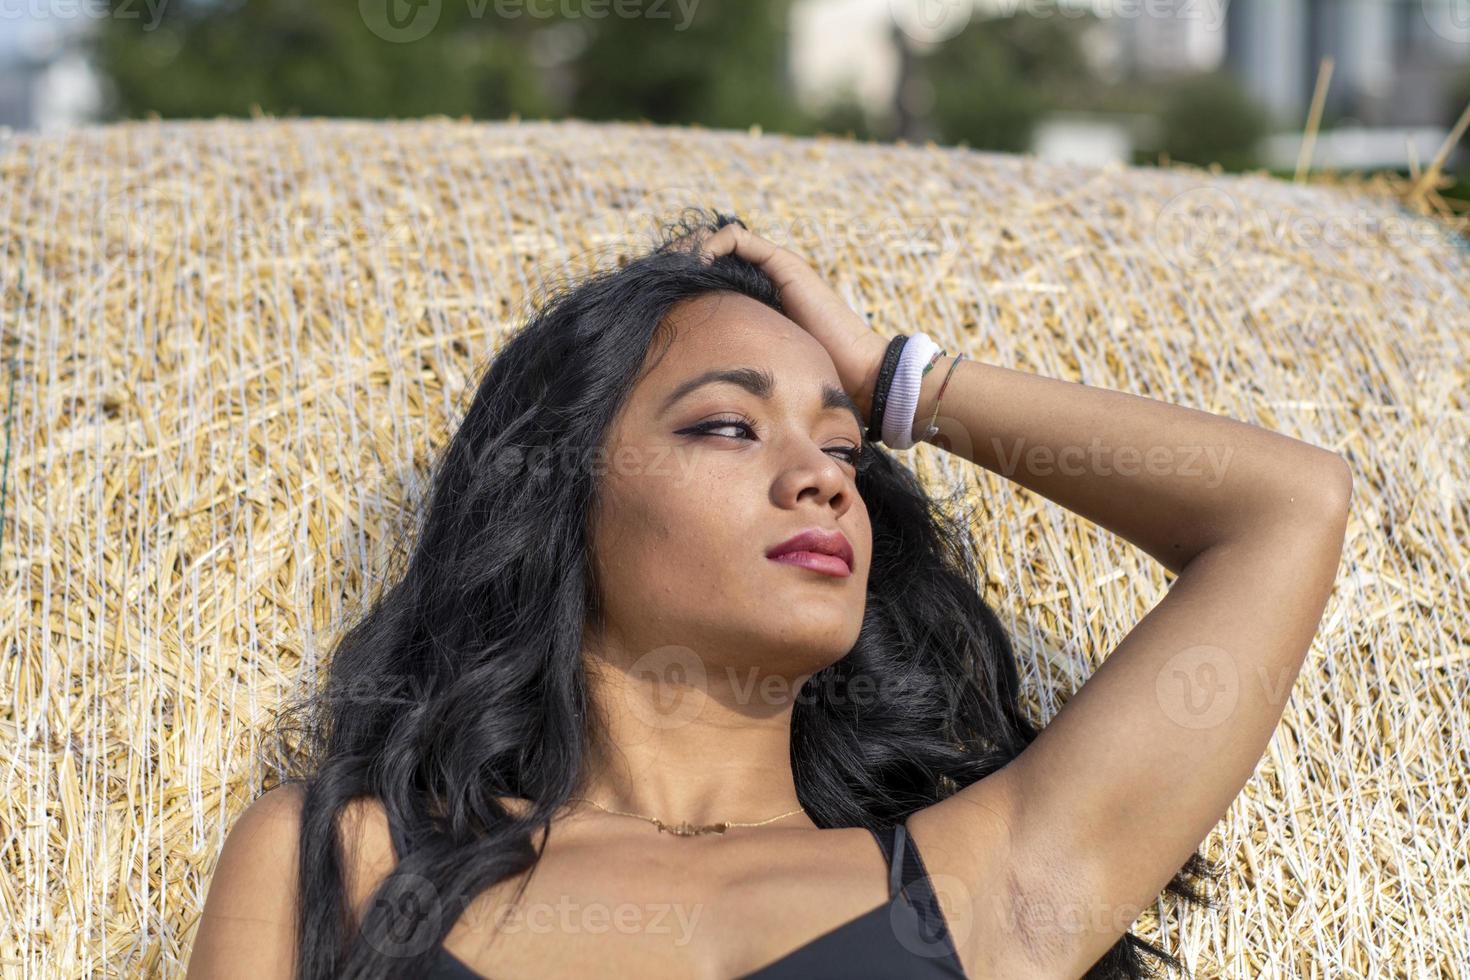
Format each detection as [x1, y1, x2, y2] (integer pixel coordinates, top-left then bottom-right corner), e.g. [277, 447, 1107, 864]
[904, 356, 1351, 977]
[693, 221, 1350, 976]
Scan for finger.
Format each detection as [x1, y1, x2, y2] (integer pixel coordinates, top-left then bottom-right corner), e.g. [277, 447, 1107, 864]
[700, 224, 782, 265]
[702, 226, 811, 292]
[720, 225, 780, 267]
[697, 224, 740, 264]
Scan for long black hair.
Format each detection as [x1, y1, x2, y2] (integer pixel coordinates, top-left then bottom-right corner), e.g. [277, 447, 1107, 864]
[265, 206, 1221, 979]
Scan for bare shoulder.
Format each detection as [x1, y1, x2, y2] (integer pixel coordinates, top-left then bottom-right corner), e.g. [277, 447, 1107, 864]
[187, 784, 308, 979]
[335, 793, 401, 918]
[188, 789, 538, 978]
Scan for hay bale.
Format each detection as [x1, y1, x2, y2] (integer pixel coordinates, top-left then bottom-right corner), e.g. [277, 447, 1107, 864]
[1, 117, 1466, 976]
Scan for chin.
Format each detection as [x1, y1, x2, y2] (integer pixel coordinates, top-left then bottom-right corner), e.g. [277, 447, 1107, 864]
[774, 631, 860, 672]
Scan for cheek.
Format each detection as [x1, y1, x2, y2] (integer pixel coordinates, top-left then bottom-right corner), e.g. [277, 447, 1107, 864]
[598, 462, 754, 587]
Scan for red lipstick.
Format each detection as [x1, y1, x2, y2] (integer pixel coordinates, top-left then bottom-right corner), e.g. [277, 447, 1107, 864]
[765, 527, 854, 578]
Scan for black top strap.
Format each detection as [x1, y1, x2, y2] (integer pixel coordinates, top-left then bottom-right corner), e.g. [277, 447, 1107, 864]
[890, 823, 909, 897]
[869, 822, 898, 898]
[870, 823, 962, 961]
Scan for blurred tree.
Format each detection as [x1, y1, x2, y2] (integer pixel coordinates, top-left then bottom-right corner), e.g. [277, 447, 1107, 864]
[1157, 71, 1270, 172]
[806, 88, 876, 142]
[565, 0, 805, 133]
[91, 1, 551, 119]
[917, 12, 1097, 153]
[89, 0, 801, 132]
[1445, 63, 1470, 174]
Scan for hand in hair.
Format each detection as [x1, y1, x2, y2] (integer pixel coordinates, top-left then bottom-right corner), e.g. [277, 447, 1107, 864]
[696, 223, 891, 424]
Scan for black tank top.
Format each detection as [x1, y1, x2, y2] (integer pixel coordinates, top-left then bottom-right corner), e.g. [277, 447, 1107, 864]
[425, 822, 968, 979]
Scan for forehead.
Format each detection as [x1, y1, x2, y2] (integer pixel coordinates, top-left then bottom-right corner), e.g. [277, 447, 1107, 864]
[647, 291, 835, 384]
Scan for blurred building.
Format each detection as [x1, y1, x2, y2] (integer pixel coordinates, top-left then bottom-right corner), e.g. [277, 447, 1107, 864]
[0, 13, 100, 132]
[1225, 0, 1468, 169]
[1226, 0, 1467, 127]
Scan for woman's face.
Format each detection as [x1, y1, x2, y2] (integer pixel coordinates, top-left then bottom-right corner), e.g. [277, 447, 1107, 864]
[587, 290, 872, 687]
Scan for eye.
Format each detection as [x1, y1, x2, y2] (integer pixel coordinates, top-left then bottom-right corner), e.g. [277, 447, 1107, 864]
[680, 416, 758, 441]
[830, 444, 873, 472]
[678, 415, 872, 472]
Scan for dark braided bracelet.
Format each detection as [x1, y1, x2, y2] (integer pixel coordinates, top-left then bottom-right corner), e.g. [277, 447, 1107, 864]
[866, 334, 909, 443]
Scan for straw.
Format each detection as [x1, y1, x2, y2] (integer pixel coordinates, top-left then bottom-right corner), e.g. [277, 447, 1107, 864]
[1294, 57, 1334, 184]
[0, 116, 1466, 977]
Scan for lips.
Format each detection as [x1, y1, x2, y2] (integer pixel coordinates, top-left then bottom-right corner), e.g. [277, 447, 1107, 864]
[765, 527, 854, 578]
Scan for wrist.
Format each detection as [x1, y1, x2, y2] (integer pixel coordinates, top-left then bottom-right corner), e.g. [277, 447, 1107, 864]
[854, 333, 891, 424]
[911, 354, 953, 444]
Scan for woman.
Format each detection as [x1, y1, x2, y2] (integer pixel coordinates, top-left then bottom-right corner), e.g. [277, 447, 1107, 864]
[186, 209, 1351, 979]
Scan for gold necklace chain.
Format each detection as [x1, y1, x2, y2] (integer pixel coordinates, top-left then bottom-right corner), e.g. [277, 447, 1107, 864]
[568, 797, 807, 837]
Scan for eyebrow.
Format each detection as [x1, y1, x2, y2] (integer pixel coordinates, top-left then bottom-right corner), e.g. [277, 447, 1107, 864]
[657, 366, 865, 432]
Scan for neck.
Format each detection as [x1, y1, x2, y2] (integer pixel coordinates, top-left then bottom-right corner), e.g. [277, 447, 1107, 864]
[574, 632, 816, 831]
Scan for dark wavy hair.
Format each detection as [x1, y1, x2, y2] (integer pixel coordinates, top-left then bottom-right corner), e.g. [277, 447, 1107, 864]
[264, 206, 1221, 979]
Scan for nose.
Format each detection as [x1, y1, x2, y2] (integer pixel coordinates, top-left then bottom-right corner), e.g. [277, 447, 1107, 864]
[771, 439, 856, 518]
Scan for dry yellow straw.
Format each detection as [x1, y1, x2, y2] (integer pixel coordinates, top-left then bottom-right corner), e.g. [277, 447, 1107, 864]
[1406, 98, 1470, 215]
[1294, 56, 1334, 184]
[0, 117, 1467, 977]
